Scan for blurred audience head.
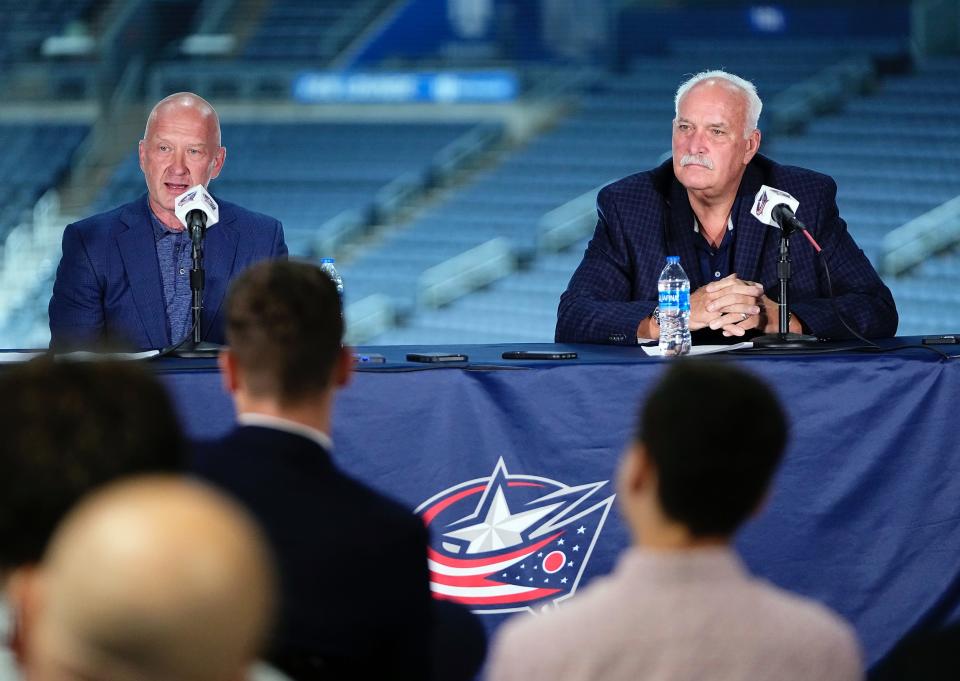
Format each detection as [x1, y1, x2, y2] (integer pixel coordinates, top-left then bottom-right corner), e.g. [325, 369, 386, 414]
[220, 259, 348, 409]
[13, 475, 275, 681]
[620, 360, 788, 542]
[0, 358, 184, 580]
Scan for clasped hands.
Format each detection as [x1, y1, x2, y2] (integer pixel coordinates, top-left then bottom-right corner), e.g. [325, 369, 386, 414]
[690, 274, 776, 337]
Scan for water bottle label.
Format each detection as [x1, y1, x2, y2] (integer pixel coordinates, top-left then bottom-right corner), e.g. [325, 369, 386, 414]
[678, 288, 690, 312]
[659, 288, 680, 311]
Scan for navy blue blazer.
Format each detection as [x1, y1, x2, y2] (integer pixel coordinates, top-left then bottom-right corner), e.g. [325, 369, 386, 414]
[555, 155, 898, 344]
[48, 194, 287, 350]
[193, 426, 432, 681]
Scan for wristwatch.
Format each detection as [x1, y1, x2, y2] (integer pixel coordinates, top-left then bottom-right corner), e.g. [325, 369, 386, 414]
[651, 306, 661, 327]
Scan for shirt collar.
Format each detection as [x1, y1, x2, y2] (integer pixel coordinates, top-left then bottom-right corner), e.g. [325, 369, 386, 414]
[692, 213, 735, 234]
[149, 209, 185, 239]
[237, 412, 334, 452]
[618, 545, 747, 582]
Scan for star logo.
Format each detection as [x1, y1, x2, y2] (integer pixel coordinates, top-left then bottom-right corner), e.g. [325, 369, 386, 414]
[443, 487, 562, 552]
[416, 458, 615, 615]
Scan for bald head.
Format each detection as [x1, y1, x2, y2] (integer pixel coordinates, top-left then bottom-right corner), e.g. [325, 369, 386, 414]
[21, 477, 275, 681]
[144, 92, 221, 146]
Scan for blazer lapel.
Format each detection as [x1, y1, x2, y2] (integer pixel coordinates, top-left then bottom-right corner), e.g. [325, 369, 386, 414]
[667, 179, 706, 291]
[733, 162, 770, 284]
[201, 201, 240, 339]
[116, 198, 168, 348]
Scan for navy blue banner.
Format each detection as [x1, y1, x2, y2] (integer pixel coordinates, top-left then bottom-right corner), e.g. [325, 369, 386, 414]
[163, 343, 960, 666]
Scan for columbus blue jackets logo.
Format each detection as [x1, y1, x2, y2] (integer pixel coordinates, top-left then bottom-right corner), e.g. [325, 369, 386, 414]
[754, 190, 769, 217]
[416, 458, 615, 614]
[201, 191, 218, 213]
[177, 189, 198, 207]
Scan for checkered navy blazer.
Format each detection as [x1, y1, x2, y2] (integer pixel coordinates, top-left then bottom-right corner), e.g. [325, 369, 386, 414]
[555, 154, 898, 344]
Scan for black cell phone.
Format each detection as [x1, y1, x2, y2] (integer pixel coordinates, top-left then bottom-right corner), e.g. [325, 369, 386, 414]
[501, 351, 578, 360]
[405, 352, 469, 363]
[352, 352, 386, 363]
[921, 335, 959, 345]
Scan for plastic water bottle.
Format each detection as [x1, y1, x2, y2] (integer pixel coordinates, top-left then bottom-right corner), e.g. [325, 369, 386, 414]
[319, 257, 344, 303]
[658, 256, 691, 356]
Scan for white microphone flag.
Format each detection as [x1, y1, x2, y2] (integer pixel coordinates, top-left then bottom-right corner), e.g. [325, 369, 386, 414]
[751, 184, 800, 228]
[174, 184, 220, 230]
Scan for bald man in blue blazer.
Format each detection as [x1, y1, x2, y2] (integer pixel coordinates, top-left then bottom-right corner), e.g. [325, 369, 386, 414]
[556, 70, 897, 345]
[49, 93, 286, 351]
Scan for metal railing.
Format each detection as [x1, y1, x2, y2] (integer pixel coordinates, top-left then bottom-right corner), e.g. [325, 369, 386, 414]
[882, 195, 960, 276]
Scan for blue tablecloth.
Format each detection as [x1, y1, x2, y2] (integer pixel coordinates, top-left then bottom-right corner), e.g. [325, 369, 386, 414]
[158, 340, 960, 667]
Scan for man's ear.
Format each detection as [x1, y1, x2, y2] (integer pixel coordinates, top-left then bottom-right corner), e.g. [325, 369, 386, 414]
[333, 346, 352, 389]
[7, 566, 42, 665]
[743, 128, 761, 164]
[218, 348, 240, 395]
[618, 442, 653, 500]
[209, 145, 226, 181]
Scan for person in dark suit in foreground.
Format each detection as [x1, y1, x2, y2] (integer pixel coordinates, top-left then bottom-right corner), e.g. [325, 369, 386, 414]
[555, 70, 897, 345]
[193, 260, 433, 681]
[49, 92, 287, 351]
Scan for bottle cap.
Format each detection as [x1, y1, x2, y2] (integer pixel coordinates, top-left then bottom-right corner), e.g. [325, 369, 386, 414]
[666, 255, 680, 264]
[320, 257, 335, 264]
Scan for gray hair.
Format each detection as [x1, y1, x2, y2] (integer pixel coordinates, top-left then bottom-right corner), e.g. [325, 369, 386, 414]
[674, 70, 762, 138]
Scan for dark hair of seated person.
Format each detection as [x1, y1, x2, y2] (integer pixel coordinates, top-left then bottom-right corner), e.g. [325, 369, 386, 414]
[0, 358, 184, 573]
[636, 360, 788, 538]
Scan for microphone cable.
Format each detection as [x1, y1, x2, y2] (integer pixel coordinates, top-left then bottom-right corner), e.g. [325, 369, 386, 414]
[742, 227, 952, 359]
[154, 316, 202, 359]
[800, 230, 952, 358]
[798, 228, 882, 350]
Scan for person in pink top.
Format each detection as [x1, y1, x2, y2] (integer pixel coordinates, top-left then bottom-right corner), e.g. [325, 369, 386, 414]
[487, 360, 862, 681]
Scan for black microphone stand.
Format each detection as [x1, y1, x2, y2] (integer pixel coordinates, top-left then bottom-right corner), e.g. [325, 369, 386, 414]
[172, 213, 222, 358]
[752, 223, 819, 350]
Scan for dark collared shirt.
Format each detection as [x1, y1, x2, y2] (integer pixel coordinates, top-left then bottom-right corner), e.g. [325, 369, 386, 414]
[692, 193, 745, 285]
[150, 212, 192, 344]
[693, 214, 737, 286]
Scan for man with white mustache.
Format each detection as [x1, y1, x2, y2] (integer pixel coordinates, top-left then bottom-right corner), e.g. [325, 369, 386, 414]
[49, 93, 287, 351]
[556, 70, 897, 344]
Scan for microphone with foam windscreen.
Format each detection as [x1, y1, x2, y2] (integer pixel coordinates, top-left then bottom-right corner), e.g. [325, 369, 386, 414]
[174, 184, 220, 246]
[173, 185, 221, 349]
[749, 185, 821, 349]
[749, 184, 876, 349]
[751, 185, 808, 235]
[752, 185, 822, 252]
